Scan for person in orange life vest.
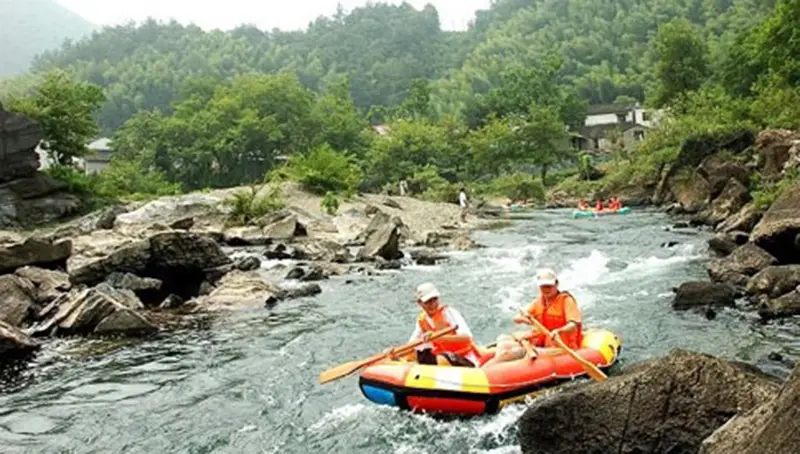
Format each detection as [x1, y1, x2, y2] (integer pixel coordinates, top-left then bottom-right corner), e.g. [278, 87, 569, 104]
[387, 283, 480, 367]
[512, 268, 583, 350]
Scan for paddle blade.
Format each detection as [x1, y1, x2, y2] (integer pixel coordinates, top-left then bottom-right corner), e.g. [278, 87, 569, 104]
[319, 359, 369, 384]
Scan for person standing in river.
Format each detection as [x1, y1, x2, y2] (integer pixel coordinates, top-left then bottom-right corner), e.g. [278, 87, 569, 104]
[387, 283, 480, 367]
[458, 187, 469, 223]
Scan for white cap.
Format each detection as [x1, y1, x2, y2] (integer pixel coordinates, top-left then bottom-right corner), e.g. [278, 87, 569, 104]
[536, 268, 558, 287]
[415, 282, 440, 303]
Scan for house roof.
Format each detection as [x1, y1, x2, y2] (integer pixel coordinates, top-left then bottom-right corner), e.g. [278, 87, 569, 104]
[87, 137, 112, 150]
[372, 124, 390, 136]
[586, 103, 635, 115]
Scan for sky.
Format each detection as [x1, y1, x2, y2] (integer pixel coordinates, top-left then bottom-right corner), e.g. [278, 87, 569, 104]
[56, 0, 492, 32]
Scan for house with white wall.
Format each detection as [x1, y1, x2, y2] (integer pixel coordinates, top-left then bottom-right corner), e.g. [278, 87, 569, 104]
[572, 104, 661, 154]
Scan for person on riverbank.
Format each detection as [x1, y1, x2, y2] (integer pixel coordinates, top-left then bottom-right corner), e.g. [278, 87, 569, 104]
[388, 282, 480, 367]
[513, 268, 583, 350]
[459, 187, 469, 222]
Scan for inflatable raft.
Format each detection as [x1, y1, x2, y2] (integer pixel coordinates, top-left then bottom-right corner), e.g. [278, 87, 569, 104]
[572, 207, 631, 218]
[358, 329, 621, 416]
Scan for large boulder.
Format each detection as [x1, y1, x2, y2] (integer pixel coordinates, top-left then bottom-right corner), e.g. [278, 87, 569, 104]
[707, 243, 777, 287]
[697, 154, 752, 199]
[745, 265, 800, 299]
[29, 284, 156, 336]
[186, 270, 307, 312]
[68, 238, 152, 285]
[114, 192, 230, 229]
[653, 129, 755, 205]
[672, 171, 711, 213]
[715, 202, 764, 234]
[14, 266, 70, 305]
[755, 129, 799, 176]
[757, 288, 800, 320]
[260, 211, 307, 239]
[705, 178, 751, 226]
[672, 281, 737, 310]
[294, 238, 351, 263]
[0, 174, 82, 228]
[0, 235, 72, 274]
[750, 182, 800, 263]
[0, 275, 36, 326]
[700, 362, 800, 454]
[707, 233, 738, 257]
[0, 103, 42, 183]
[69, 231, 232, 302]
[518, 349, 780, 454]
[0, 320, 39, 359]
[358, 215, 403, 261]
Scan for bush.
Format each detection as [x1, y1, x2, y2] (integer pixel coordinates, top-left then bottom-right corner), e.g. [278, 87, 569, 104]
[224, 185, 285, 226]
[44, 164, 98, 196]
[94, 159, 181, 201]
[487, 173, 546, 202]
[321, 191, 340, 215]
[406, 164, 462, 203]
[751, 168, 798, 210]
[280, 144, 362, 196]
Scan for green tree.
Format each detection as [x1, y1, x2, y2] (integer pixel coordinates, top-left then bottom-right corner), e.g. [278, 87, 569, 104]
[399, 78, 433, 120]
[7, 70, 104, 165]
[651, 19, 710, 106]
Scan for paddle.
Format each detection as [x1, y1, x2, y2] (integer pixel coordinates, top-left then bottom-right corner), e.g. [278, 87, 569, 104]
[318, 325, 458, 384]
[519, 311, 607, 382]
[511, 333, 537, 360]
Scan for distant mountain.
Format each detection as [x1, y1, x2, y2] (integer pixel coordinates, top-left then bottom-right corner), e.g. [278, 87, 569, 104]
[0, 0, 95, 77]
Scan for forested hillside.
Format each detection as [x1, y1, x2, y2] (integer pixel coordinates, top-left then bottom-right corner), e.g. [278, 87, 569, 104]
[0, 0, 797, 215]
[0, 0, 95, 77]
[4, 0, 775, 133]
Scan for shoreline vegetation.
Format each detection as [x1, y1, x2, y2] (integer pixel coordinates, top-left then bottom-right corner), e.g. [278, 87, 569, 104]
[1, 0, 799, 452]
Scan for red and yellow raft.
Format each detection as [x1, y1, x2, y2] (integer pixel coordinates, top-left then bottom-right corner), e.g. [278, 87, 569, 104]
[358, 329, 621, 416]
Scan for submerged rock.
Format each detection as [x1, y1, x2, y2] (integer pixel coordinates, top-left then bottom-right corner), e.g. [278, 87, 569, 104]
[672, 281, 737, 310]
[518, 349, 780, 454]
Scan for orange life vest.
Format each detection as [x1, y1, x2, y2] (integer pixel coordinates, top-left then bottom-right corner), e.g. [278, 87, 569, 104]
[417, 306, 478, 358]
[527, 292, 583, 349]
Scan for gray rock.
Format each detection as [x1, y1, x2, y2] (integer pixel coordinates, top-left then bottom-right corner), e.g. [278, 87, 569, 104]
[235, 255, 261, 271]
[0, 235, 72, 274]
[518, 349, 780, 454]
[700, 361, 800, 454]
[0, 275, 35, 327]
[707, 243, 777, 287]
[0, 319, 39, 359]
[14, 266, 70, 305]
[672, 281, 737, 310]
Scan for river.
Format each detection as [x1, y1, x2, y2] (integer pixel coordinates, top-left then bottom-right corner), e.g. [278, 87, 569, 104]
[1, 209, 798, 453]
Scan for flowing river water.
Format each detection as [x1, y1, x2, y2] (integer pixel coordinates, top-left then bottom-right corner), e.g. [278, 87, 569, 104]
[2, 209, 799, 453]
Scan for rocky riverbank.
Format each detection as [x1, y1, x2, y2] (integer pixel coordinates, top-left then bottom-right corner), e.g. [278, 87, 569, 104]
[547, 128, 800, 322]
[0, 181, 496, 363]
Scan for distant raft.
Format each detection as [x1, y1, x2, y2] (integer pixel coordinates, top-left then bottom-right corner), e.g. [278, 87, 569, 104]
[572, 207, 631, 218]
[358, 329, 621, 417]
